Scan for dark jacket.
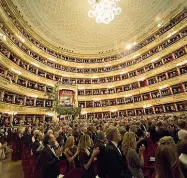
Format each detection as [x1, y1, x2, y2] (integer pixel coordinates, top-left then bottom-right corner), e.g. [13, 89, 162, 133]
[95, 140, 106, 178]
[22, 133, 32, 147]
[39, 145, 60, 178]
[105, 141, 130, 178]
[32, 139, 41, 158]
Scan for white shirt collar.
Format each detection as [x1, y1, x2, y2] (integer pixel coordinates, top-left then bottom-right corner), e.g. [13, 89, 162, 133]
[111, 141, 122, 155]
[47, 145, 57, 157]
[111, 141, 118, 148]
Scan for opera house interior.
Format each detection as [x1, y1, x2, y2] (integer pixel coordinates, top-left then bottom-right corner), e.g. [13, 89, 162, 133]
[0, 0, 187, 177]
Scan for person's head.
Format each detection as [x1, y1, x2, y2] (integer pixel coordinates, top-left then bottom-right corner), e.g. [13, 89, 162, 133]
[33, 129, 40, 139]
[43, 134, 56, 146]
[122, 132, 137, 156]
[47, 129, 53, 135]
[178, 129, 187, 141]
[65, 136, 74, 149]
[159, 136, 175, 146]
[178, 119, 187, 130]
[97, 131, 105, 142]
[78, 134, 91, 150]
[155, 144, 184, 178]
[106, 127, 121, 143]
[28, 127, 32, 134]
[81, 126, 87, 134]
[62, 126, 67, 133]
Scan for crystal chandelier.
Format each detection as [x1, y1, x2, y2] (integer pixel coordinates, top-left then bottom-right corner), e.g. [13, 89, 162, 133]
[88, 0, 122, 24]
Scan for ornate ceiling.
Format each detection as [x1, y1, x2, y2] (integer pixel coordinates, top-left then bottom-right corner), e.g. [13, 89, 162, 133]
[11, 0, 185, 54]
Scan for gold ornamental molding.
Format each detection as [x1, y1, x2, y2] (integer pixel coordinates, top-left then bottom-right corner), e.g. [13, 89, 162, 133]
[4, 0, 187, 57]
[81, 92, 187, 113]
[0, 77, 48, 99]
[1, 28, 187, 79]
[1, 5, 187, 68]
[0, 102, 48, 114]
[78, 74, 187, 101]
[0, 50, 187, 90]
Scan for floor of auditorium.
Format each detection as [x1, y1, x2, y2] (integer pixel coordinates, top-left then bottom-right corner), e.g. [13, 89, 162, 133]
[1, 155, 23, 178]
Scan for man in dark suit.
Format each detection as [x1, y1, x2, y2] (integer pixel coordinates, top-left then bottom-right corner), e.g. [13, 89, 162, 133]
[32, 130, 42, 158]
[95, 131, 106, 178]
[105, 127, 131, 178]
[59, 126, 67, 144]
[92, 126, 98, 144]
[39, 134, 62, 178]
[22, 127, 32, 147]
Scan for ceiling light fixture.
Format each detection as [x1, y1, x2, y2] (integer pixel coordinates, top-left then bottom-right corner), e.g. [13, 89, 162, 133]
[3, 35, 6, 41]
[47, 83, 55, 87]
[88, 0, 122, 24]
[138, 77, 145, 81]
[31, 62, 39, 67]
[63, 74, 70, 77]
[158, 85, 168, 90]
[93, 98, 101, 101]
[110, 109, 118, 112]
[28, 94, 38, 98]
[10, 68, 22, 75]
[151, 57, 159, 62]
[105, 64, 111, 67]
[133, 54, 139, 58]
[48, 58, 56, 62]
[120, 71, 127, 74]
[124, 94, 132, 97]
[16, 34, 25, 43]
[176, 61, 187, 66]
[143, 104, 152, 108]
[167, 31, 176, 38]
[126, 44, 132, 50]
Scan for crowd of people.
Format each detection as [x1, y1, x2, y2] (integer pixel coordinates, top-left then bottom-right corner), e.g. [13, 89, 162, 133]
[0, 114, 187, 178]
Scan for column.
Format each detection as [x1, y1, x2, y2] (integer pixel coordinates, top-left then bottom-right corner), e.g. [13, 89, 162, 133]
[4, 70, 8, 78]
[23, 96, 27, 106]
[17, 58, 20, 65]
[152, 106, 156, 114]
[33, 115, 36, 123]
[134, 109, 137, 116]
[165, 71, 169, 79]
[43, 99, 46, 107]
[34, 98, 36, 106]
[13, 94, 16, 104]
[14, 75, 19, 83]
[176, 67, 181, 75]
[10, 114, 13, 124]
[184, 46, 187, 53]
[162, 105, 166, 113]
[169, 86, 173, 95]
[0, 91, 4, 101]
[174, 103, 178, 112]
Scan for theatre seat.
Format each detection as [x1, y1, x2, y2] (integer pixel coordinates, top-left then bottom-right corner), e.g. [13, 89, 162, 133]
[59, 160, 68, 175]
[64, 168, 83, 178]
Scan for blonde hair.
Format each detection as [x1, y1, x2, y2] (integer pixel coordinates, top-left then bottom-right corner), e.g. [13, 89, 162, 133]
[33, 130, 40, 138]
[159, 136, 175, 145]
[156, 144, 184, 178]
[78, 134, 90, 150]
[106, 127, 118, 141]
[65, 136, 74, 149]
[122, 132, 137, 156]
